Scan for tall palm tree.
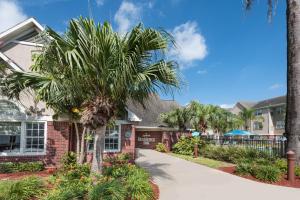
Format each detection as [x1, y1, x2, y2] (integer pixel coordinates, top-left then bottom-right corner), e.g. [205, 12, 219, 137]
[2, 18, 180, 173]
[239, 108, 255, 131]
[160, 107, 190, 132]
[245, 0, 300, 161]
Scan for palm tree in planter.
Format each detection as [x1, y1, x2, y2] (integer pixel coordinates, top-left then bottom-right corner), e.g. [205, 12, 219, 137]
[2, 18, 180, 173]
[244, 0, 300, 162]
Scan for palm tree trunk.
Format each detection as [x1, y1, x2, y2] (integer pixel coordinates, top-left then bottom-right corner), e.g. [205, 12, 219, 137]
[79, 127, 87, 164]
[286, 0, 300, 163]
[74, 122, 80, 162]
[91, 125, 106, 173]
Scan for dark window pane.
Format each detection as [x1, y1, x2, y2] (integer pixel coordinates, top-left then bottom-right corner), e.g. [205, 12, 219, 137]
[113, 144, 118, 150]
[26, 130, 32, 136]
[26, 123, 32, 129]
[38, 123, 44, 129]
[33, 123, 38, 129]
[32, 138, 38, 145]
[32, 130, 38, 136]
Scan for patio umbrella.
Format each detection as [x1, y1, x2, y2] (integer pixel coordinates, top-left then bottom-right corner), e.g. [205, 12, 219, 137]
[224, 130, 254, 136]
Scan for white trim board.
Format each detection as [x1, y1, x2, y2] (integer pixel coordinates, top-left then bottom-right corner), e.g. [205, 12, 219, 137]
[0, 51, 23, 71]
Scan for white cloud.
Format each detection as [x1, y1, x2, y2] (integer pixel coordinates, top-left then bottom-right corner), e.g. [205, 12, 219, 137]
[197, 69, 207, 75]
[169, 21, 208, 69]
[95, 0, 105, 6]
[220, 104, 234, 109]
[0, 0, 27, 33]
[114, 1, 141, 34]
[269, 83, 283, 90]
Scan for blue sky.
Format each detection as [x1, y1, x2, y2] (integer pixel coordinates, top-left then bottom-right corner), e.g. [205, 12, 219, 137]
[0, 0, 287, 107]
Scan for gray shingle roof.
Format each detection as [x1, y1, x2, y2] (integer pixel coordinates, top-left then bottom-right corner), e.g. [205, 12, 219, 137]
[126, 94, 181, 127]
[238, 101, 257, 109]
[252, 95, 286, 109]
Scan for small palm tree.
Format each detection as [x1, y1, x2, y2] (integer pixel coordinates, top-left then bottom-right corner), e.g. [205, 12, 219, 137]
[187, 101, 213, 134]
[2, 18, 180, 173]
[160, 107, 190, 132]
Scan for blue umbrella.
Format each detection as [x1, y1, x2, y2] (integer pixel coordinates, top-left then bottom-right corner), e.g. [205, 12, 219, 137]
[224, 130, 254, 136]
[192, 131, 200, 137]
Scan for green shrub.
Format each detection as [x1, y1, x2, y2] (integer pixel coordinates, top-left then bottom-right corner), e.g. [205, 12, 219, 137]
[235, 163, 253, 176]
[0, 162, 44, 174]
[60, 152, 77, 170]
[103, 163, 133, 178]
[88, 179, 127, 200]
[126, 167, 153, 200]
[0, 176, 45, 200]
[44, 179, 88, 200]
[274, 159, 288, 173]
[173, 136, 206, 156]
[295, 165, 300, 177]
[252, 165, 282, 183]
[156, 143, 168, 152]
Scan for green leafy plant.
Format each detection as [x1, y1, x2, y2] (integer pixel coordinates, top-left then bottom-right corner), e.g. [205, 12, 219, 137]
[252, 165, 282, 183]
[60, 152, 77, 170]
[235, 163, 253, 176]
[126, 167, 154, 200]
[0, 176, 45, 200]
[88, 179, 127, 200]
[173, 136, 206, 156]
[156, 143, 168, 152]
[0, 162, 44, 174]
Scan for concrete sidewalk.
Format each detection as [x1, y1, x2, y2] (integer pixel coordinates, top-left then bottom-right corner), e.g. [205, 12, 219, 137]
[135, 149, 300, 200]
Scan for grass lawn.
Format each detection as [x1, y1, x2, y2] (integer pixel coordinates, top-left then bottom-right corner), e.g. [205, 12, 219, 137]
[169, 153, 234, 169]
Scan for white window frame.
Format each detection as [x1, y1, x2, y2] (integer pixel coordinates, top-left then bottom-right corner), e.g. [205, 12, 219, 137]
[275, 120, 285, 130]
[0, 100, 47, 157]
[255, 109, 263, 116]
[88, 124, 122, 153]
[253, 121, 263, 130]
[0, 120, 47, 156]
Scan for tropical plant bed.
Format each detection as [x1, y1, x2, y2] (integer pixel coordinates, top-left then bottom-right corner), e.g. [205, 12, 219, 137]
[219, 166, 300, 188]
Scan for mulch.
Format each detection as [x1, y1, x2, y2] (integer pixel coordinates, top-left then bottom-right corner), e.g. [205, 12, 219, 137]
[0, 170, 52, 180]
[219, 166, 300, 188]
[150, 180, 160, 200]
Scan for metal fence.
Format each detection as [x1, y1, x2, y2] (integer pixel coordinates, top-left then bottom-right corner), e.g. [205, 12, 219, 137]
[200, 136, 287, 158]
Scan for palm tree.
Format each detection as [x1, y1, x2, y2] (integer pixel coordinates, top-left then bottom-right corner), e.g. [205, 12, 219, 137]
[245, 0, 300, 161]
[160, 107, 190, 132]
[2, 18, 180, 173]
[239, 108, 255, 131]
[187, 101, 213, 134]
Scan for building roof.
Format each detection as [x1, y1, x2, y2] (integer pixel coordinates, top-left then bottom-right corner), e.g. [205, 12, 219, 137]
[238, 101, 257, 109]
[126, 94, 181, 127]
[252, 95, 286, 109]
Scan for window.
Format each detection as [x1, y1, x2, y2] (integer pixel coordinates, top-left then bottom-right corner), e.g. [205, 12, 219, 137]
[25, 122, 45, 152]
[253, 121, 263, 130]
[0, 122, 21, 153]
[255, 109, 263, 116]
[276, 121, 285, 129]
[276, 107, 285, 115]
[88, 125, 120, 152]
[0, 100, 46, 156]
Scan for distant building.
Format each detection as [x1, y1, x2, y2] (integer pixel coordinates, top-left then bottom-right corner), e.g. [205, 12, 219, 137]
[230, 96, 286, 136]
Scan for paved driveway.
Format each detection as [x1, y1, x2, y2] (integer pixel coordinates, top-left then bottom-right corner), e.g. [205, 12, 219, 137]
[135, 149, 300, 200]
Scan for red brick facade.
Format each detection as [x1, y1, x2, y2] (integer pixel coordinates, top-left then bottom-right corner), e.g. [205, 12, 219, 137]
[0, 121, 71, 166]
[0, 121, 182, 166]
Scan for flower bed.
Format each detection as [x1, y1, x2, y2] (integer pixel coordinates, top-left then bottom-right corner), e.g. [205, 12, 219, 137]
[171, 136, 300, 185]
[0, 152, 158, 200]
[219, 166, 300, 188]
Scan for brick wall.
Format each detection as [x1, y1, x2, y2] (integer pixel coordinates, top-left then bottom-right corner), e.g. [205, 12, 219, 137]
[85, 124, 136, 162]
[0, 121, 71, 167]
[135, 131, 163, 149]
